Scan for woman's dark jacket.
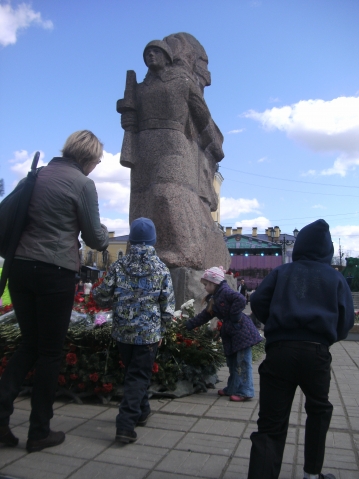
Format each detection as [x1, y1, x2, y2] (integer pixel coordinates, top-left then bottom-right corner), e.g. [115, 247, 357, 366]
[186, 281, 262, 356]
[15, 157, 109, 272]
[251, 219, 354, 348]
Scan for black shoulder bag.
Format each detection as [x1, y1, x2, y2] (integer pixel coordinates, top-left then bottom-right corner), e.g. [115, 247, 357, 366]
[0, 152, 42, 296]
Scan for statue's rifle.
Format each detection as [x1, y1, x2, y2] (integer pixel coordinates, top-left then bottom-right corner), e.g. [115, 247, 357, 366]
[116, 70, 137, 168]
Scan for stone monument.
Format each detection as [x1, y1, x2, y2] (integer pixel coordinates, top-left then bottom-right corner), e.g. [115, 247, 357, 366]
[117, 32, 232, 309]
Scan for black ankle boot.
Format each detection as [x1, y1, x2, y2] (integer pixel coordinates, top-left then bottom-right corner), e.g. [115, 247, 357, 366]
[26, 430, 65, 453]
[0, 425, 19, 447]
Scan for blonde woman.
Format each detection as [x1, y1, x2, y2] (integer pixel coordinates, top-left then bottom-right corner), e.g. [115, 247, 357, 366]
[0, 130, 109, 452]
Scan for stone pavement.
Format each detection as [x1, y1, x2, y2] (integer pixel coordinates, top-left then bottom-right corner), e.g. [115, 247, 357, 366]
[1, 340, 359, 479]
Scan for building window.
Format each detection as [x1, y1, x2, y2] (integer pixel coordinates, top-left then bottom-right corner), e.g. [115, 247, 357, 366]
[87, 251, 93, 264]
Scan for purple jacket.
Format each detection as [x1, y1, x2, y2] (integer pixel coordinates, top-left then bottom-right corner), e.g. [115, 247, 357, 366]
[186, 281, 262, 356]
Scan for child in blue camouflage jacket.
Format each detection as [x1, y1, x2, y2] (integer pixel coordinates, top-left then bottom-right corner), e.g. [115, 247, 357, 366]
[92, 218, 175, 444]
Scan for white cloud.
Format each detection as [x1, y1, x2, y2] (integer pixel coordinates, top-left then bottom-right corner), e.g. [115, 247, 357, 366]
[10, 150, 47, 186]
[9, 149, 130, 215]
[244, 96, 359, 176]
[301, 169, 316, 176]
[0, 2, 53, 46]
[89, 151, 130, 214]
[311, 204, 326, 209]
[227, 129, 245, 134]
[257, 156, 268, 163]
[220, 197, 261, 221]
[331, 225, 359, 257]
[269, 97, 280, 103]
[234, 216, 271, 231]
[100, 217, 129, 236]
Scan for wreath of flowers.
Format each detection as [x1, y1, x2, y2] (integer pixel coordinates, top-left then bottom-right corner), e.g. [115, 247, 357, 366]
[0, 295, 265, 402]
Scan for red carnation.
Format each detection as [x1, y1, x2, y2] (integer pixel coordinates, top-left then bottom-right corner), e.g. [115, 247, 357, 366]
[102, 383, 113, 393]
[217, 321, 223, 331]
[152, 362, 159, 373]
[89, 373, 99, 383]
[184, 339, 193, 347]
[77, 382, 85, 390]
[66, 353, 78, 365]
[70, 374, 79, 380]
[58, 375, 66, 386]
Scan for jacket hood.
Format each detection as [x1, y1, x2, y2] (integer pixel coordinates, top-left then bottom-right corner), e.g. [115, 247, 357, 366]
[122, 244, 159, 277]
[292, 219, 333, 264]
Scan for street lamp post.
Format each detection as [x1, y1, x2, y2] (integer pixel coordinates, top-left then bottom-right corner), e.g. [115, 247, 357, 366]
[278, 234, 295, 264]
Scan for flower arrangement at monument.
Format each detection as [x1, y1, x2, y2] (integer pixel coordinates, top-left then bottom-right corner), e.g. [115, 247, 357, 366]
[0, 291, 265, 401]
[0, 293, 230, 401]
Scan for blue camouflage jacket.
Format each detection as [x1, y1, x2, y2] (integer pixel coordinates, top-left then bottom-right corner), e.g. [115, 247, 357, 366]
[92, 244, 175, 345]
[186, 281, 262, 356]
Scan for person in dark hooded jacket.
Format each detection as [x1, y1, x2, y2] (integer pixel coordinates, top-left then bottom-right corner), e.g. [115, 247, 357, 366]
[92, 218, 175, 445]
[247, 219, 354, 479]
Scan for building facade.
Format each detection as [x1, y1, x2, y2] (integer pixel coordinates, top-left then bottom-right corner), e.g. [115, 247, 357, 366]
[81, 232, 129, 270]
[225, 226, 298, 289]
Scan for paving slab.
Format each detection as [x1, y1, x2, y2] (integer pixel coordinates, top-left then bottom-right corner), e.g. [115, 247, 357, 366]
[1, 340, 359, 479]
[135, 426, 185, 448]
[94, 442, 168, 469]
[155, 449, 228, 478]
[174, 431, 238, 456]
[0, 451, 85, 479]
[63, 461, 148, 479]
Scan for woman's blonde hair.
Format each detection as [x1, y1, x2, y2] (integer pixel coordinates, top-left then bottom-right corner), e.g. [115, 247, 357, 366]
[62, 130, 103, 169]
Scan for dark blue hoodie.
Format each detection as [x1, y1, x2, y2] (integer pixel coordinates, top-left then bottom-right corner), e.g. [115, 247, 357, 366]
[250, 219, 354, 348]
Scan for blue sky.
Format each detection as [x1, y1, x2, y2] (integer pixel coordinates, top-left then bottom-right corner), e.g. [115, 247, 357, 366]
[1, 0, 359, 257]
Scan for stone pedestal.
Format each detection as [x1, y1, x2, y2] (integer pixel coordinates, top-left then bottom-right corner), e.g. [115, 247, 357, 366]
[170, 267, 237, 314]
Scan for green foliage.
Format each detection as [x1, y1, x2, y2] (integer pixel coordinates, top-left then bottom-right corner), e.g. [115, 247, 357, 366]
[342, 257, 359, 292]
[155, 314, 225, 390]
[252, 340, 266, 362]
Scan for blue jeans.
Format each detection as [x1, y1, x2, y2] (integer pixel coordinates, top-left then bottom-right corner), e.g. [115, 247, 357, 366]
[223, 347, 254, 397]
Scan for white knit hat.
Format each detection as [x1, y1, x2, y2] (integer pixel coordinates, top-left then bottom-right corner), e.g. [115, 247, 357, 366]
[201, 266, 225, 285]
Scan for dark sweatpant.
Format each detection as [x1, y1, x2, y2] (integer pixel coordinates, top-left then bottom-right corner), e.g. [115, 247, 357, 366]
[0, 259, 75, 440]
[248, 341, 333, 479]
[116, 342, 159, 432]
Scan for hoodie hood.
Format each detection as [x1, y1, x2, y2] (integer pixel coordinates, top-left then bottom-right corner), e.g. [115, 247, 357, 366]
[292, 219, 333, 264]
[122, 244, 159, 277]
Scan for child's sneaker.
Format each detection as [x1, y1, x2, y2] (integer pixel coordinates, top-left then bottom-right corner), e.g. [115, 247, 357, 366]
[230, 395, 252, 402]
[0, 425, 18, 447]
[115, 429, 137, 444]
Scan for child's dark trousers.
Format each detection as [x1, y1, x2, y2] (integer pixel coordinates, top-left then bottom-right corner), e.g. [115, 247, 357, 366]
[116, 342, 159, 432]
[248, 340, 333, 479]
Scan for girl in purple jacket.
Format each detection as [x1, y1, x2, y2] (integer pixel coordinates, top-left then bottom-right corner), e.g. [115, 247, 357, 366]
[186, 266, 262, 401]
